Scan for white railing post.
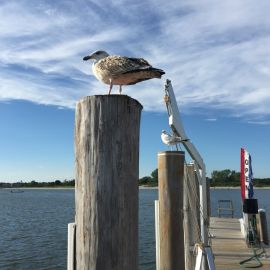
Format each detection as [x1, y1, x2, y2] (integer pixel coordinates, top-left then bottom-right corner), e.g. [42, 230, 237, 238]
[155, 200, 160, 270]
[67, 222, 76, 270]
[200, 167, 208, 244]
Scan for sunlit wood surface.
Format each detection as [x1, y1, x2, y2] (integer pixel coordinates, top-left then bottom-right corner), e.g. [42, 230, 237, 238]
[210, 217, 270, 270]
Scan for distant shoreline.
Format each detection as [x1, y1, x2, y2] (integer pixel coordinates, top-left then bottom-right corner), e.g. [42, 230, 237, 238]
[2, 186, 270, 190]
[2, 187, 74, 190]
[210, 186, 270, 190]
[139, 186, 158, 189]
[140, 186, 270, 190]
[139, 186, 270, 190]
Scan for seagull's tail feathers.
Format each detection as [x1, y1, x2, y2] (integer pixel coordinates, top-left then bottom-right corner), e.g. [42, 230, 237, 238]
[141, 67, 165, 78]
[122, 66, 165, 85]
[123, 67, 165, 76]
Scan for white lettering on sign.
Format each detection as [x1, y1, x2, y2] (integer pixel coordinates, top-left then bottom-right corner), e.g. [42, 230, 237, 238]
[244, 151, 250, 198]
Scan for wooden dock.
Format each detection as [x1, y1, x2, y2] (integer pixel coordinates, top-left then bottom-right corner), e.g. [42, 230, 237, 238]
[210, 217, 270, 270]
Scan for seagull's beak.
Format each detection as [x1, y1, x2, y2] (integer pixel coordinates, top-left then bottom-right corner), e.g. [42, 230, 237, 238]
[83, 55, 92, 61]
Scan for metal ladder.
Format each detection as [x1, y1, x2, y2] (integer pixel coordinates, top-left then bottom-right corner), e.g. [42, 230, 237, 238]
[217, 200, 234, 218]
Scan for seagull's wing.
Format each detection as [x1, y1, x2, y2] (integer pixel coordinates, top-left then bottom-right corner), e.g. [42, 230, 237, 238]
[170, 136, 182, 144]
[161, 132, 183, 145]
[125, 57, 151, 69]
[161, 133, 172, 145]
[97, 56, 152, 77]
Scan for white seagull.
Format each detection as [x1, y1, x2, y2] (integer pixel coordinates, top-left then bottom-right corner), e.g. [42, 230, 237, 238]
[83, 50, 165, 94]
[161, 130, 189, 150]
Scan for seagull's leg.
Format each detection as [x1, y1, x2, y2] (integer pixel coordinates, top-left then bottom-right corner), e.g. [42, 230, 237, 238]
[108, 79, 113, 95]
[119, 85, 122, 95]
[176, 144, 179, 151]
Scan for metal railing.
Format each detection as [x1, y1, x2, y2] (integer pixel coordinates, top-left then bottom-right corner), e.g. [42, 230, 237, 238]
[217, 200, 234, 218]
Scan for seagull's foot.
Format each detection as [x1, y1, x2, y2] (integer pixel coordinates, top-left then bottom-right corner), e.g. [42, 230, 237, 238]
[108, 79, 113, 95]
[108, 86, 112, 95]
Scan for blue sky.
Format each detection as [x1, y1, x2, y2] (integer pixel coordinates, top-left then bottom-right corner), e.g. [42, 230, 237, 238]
[0, 0, 270, 181]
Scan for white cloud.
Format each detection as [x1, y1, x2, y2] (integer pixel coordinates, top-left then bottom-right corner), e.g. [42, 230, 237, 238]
[247, 120, 270, 125]
[0, 1, 74, 37]
[0, 0, 270, 123]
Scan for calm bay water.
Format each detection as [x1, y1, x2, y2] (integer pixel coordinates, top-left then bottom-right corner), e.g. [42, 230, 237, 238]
[0, 188, 269, 270]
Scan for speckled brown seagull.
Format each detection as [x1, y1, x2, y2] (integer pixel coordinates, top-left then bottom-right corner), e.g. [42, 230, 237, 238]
[83, 50, 165, 94]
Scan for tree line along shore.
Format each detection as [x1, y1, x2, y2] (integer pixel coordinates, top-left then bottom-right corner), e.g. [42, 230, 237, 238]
[0, 179, 75, 188]
[1, 169, 270, 188]
[139, 169, 270, 187]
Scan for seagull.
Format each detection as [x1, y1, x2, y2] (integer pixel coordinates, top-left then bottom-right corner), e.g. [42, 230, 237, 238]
[161, 130, 189, 150]
[83, 50, 165, 94]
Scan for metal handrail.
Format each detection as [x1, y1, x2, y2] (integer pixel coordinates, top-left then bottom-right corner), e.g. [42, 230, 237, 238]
[217, 200, 234, 218]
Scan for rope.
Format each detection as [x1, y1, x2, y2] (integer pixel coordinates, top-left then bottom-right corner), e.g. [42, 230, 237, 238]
[194, 242, 205, 252]
[184, 166, 201, 235]
[164, 92, 211, 244]
[239, 247, 265, 268]
[184, 160, 211, 244]
[184, 168, 201, 243]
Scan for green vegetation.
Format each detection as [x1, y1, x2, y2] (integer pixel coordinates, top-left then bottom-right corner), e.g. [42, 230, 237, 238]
[253, 178, 270, 187]
[139, 168, 270, 187]
[211, 169, 240, 187]
[210, 169, 270, 187]
[1, 169, 269, 188]
[139, 169, 158, 186]
[0, 179, 75, 188]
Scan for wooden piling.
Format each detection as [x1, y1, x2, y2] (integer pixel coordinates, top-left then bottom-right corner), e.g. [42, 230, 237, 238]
[75, 95, 142, 270]
[183, 165, 191, 270]
[158, 151, 185, 270]
[206, 177, 211, 225]
[184, 163, 201, 270]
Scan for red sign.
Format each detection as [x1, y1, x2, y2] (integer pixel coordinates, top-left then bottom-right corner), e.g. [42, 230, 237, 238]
[240, 148, 254, 200]
[240, 148, 245, 200]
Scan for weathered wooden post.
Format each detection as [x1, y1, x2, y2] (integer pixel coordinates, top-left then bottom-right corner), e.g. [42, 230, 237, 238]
[184, 163, 201, 270]
[183, 165, 191, 270]
[206, 177, 211, 225]
[190, 165, 201, 241]
[75, 95, 142, 270]
[158, 151, 185, 270]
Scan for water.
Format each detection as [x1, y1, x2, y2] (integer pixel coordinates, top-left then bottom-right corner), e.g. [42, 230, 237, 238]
[0, 189, 74, 270]
[210, 189, 270, 218]
[0, 188, 269, 270]
[139, 189, 158, 270]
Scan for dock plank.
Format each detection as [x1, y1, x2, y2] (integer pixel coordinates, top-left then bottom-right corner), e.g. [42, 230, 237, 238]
[210, 217, 270, 270]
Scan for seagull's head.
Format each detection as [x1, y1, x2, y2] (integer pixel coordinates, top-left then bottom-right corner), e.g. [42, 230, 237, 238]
[161, 130, 167, 134]
[83, 50, 109, 62]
